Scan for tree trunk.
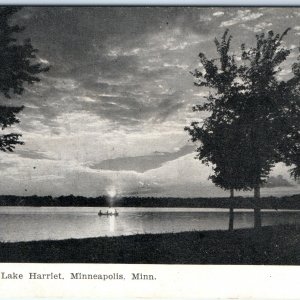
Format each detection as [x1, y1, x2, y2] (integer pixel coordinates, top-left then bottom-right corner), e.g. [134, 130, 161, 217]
[254, 185, 261, 229]
[229, 188, 234, 231]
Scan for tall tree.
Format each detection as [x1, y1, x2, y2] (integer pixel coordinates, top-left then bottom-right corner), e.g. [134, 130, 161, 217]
[186, 29, 300, 229]
[0, 7, 49, 152]
[238, 29, 300, 227]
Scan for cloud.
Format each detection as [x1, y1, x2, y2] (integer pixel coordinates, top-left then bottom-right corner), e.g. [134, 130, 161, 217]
[241, 22, 273, 32]
[213, 11, 224, 17]
[263, 175, 294, 188]
[0, 7, 298, 198]
[220, 10, 263, 27]
[91, 144, 194, 172]
[14, 149, 53, 160]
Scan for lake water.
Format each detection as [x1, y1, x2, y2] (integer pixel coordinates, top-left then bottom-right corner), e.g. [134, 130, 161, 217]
[0, 207, 299, 242]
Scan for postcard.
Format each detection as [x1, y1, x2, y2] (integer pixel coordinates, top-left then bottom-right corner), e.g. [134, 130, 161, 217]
[0, 5, 299, 299]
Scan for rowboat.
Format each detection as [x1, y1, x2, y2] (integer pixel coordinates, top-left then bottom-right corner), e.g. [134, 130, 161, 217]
[98, 210, 119, 216]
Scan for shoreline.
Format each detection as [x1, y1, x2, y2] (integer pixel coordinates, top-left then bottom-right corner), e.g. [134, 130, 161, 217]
[1, 206, 300, 213]
[0, 225, 299, 264]
[0, 194, 300, 209]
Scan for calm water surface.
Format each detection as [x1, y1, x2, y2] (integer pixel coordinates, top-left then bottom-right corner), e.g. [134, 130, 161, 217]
[0, 207, 299, 242]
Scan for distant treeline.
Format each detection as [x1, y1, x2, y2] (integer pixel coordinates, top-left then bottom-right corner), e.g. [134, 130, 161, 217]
[0, 194, 300, 209]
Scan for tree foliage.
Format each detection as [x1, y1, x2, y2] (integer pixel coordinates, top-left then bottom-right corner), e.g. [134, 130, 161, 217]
[185, 30, 251, 192]
[0, 7, 49, 152]
[186, 29, 300, 194]
[237, 29, 297, 187]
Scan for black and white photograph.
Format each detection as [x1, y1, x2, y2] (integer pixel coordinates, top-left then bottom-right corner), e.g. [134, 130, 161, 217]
[0, 6, 299, 265]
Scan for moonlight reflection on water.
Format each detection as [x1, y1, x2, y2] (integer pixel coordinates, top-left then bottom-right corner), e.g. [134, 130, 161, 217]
[109, 215, 116, 233]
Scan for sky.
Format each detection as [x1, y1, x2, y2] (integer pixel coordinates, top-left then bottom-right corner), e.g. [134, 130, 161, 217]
[1, 6, 300, 198]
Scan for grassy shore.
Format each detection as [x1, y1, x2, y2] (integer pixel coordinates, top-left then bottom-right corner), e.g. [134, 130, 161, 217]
[0, 225, 299, 264]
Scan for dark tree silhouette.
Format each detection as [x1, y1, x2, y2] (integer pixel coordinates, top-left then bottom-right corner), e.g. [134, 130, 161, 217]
[237, 29, 300, 227]
[186, 29, 300, 229]
[185, 30, 251, 231]
[0, 7, 49, 152]
[277, 54, 300, 182]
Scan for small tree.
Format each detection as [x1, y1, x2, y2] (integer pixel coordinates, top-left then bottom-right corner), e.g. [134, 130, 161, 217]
[0, 7, 49, 152]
